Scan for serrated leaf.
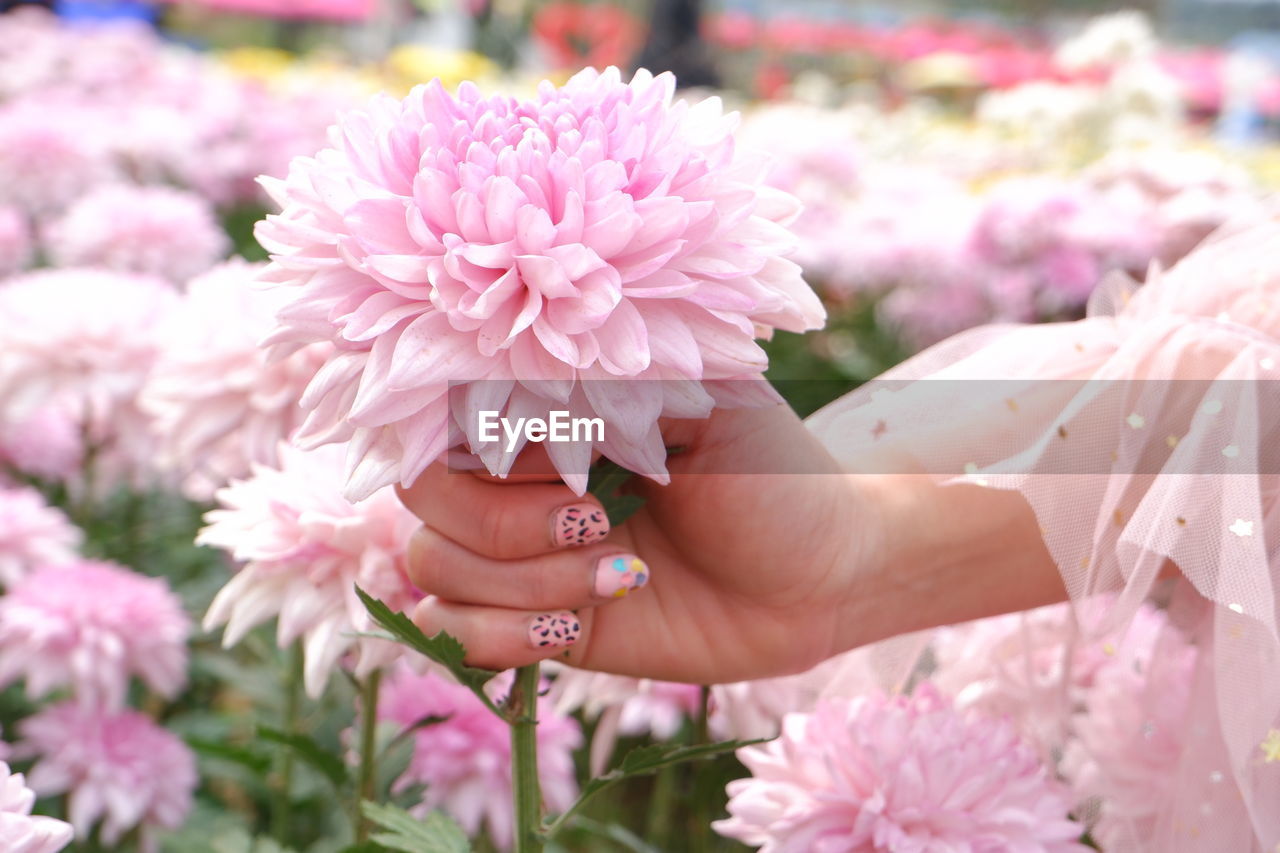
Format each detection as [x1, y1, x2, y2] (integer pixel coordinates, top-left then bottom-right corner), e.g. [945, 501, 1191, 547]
[586, 460, 646, 526]
[543, 738, 766, 839]
[362, 802, 470, 853]
[256, 726, 348, 788]
[355, 588, 501, 716]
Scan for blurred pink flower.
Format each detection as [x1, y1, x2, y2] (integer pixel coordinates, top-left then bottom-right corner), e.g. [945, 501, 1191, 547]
[43, 184, 227, 283]
[549, 669, 700, 774]
[0, 560, 189, 709]
[0, 404, 83, 484]
[0, 487, 81, 588]
[0, 760, 74, 853]
[0, 269, 178, 492]
[1060, 622, 1198, 850]
[18, 703, 196, 848]
[198, 444, 421, 697]
[968, 177, 1154, 316]
[715, 683, 1086, 852]
[142, 260, 334, 500]
[257, 66, 824, 500]
[380, 665, 581, 850]
[0, 100, 114, 218]
[932, 601, 1171, 754]
[0, 207, 32, 277]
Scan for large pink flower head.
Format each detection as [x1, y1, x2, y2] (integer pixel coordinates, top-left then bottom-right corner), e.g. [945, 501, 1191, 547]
[198, 444, 421, 697]
[0, 405, 83, 484]
[142, 260, 334, 500]
[18, 703, 196, 847]
[0, 270, 178, 491]
[0, 560, 190, 709]
[0, 207, 33, 277]
[43, 184, 228, 284]
[0, 760, 74, 853]
[256, 66, 825, 499]
[380, 665, 581, 850]
[0, 487, 81, 588]
[714, 683, 1087, 853]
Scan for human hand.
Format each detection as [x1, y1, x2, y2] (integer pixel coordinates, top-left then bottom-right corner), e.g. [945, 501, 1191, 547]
[398, 402, 878, 683]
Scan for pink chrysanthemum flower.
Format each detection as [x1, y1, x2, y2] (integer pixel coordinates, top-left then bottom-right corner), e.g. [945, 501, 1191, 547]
[0, 207, 33, 277]
[0, 487, 81, 588]
[1060, 624, 1197, 851]
[0, 269, 178, 492]
[0, 405, 83, 484]
[380, 665, 581, 850]
[42, 184, 228, 284]
[714, 683, 1087, 853]
[0, 560, 189, 709]
[142, 261, 334, 500]
[932, 601, 1170, 754]
[256, 66, 824, 499]
[0, 760, 74, 853]
[0, 101, 114, 218]
[18, 703, 196, 847]
[198, 444, 421, 697]
[549, 669, 700, 774]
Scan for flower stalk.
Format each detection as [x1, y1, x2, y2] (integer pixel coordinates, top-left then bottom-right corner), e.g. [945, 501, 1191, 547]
[509, 662, 544, 852]
[354, 669, 382, 843]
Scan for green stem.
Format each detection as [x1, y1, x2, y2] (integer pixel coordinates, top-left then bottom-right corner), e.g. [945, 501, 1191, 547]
[354, 669, 382, 843]
[645, 762, 678, 847]
[271, 643, 304, 843]
[689, 686, 713, 853]
[509, 663, 543, 853]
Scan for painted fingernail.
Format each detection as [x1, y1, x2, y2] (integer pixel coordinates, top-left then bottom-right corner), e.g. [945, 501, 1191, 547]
[594, 554, 649, 600]
[551, 504, 609, 548]
[528, 611, 581, 649]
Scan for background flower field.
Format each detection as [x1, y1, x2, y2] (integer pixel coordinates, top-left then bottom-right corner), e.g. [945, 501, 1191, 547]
[0, 3, 1276, 851]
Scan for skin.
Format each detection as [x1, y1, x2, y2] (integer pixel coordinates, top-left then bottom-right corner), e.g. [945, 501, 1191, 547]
[399, 402, 1069, 683]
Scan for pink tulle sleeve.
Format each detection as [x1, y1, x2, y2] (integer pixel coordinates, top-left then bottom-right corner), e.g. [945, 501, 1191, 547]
[806, 217, 1280, 851]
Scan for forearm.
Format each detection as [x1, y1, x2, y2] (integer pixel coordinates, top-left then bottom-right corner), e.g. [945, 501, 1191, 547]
[834, 474, 1068, 654]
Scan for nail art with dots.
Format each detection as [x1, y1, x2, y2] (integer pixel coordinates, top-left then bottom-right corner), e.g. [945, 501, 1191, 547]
[594, 554, 649, 599]
[551, 504, 609, 548]
[528, 611, 581, 649]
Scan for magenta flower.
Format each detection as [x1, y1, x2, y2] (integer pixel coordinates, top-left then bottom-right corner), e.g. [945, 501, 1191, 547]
[715, 683, 1087, 852]
[142, 260, 334, 500]
[380, 665, 582, 850]
[256, 66, 824, 499]
[0, 487, 81, 588]
[0, 560, 190, 709]
[43, 184, 228, 284]
[0, 761, 73, 853]
[198, 444, 421, 697]
[18, 703, 196, 847]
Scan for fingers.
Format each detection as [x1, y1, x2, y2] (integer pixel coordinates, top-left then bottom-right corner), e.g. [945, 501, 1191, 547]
[412, 597, 589, 670]
[397, 463, 609, 559]
[407, 525, 650, 610]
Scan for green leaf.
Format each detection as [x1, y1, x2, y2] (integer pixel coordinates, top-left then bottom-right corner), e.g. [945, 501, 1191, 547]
[355, 587, 501, 716]
[256, 726, 348, 788]
[586, 460, 645, 526]
[543, 739, 767, 840]
[185, 737, 273, 775]
[361, 802, 470, 853]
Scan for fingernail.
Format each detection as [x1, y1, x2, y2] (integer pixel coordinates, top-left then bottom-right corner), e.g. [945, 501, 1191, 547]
[594, 554, 649, 600]
[528, 611, 581, 649]
[551, 504, 609, 548]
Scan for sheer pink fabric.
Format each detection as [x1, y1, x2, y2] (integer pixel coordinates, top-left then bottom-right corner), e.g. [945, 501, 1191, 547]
[807, 216, 1280, 851]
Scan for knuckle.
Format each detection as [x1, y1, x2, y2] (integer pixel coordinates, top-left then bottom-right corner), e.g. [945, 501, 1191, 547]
[477, 500, 521, 559]
[405, 527, 445, 591]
